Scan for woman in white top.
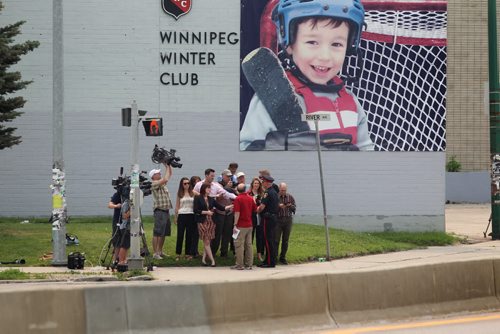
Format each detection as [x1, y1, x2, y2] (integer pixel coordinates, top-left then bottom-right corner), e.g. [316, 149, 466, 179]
[174, 177, 196, 260]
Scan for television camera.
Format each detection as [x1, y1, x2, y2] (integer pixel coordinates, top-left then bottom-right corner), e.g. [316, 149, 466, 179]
[151, 144, 182, 168]
[112, 167, 152, 197]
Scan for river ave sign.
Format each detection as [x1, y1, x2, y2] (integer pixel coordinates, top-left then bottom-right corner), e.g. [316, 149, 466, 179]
[301, 113, 332, 122]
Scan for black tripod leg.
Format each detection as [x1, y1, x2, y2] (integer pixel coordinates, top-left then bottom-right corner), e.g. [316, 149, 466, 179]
[484, 214, 492, 238]
[139, 218, 153, 271]
[102, 239, 113, 269]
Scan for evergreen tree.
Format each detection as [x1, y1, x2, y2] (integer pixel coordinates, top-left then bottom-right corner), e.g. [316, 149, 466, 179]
[0, 1, 40, 149]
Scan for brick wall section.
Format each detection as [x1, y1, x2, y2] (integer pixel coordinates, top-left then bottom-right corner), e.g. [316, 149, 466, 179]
[446, 0, 496, 171]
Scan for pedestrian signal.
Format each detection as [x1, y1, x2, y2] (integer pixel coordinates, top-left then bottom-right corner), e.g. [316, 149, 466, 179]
[142, 118, 163, 136]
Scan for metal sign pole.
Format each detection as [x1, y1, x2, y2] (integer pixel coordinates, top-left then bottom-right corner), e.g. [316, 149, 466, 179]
[314, 119, 332, 260]
[302, 113, 333, 260]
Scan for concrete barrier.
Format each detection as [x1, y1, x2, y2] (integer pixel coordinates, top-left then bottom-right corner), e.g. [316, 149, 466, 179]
[329, 259, 500, 324]
[2, 259, 500, 333]
[0, 287, 86, 334]
[84, 275, 334, 333]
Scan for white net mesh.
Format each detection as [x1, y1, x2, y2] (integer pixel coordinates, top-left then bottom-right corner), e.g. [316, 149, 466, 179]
[345, 4, 447, 151]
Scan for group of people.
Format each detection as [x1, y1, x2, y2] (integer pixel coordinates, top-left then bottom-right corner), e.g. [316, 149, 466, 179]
[108, 162, 296, 270]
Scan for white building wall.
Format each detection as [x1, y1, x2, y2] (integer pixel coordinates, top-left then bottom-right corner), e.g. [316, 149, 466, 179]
[0, 0, 444, 232]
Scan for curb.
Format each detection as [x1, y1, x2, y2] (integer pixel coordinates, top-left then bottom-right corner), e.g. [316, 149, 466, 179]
[0, 258, 499, 333]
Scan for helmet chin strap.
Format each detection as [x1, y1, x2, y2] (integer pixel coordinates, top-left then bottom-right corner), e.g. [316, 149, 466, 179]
[280, 48, 364, 91]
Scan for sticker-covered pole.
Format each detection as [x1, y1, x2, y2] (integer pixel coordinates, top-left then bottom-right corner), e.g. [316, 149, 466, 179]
[51, 0, 66, 266]
[128, 101, 144, 269]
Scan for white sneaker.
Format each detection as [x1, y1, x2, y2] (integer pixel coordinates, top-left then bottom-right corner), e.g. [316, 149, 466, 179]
[153, 254, 162, 260]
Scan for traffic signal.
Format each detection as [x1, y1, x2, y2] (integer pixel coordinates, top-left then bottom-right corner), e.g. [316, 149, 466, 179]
[121, 108, 131, 127]
[142, 118, 163, 136]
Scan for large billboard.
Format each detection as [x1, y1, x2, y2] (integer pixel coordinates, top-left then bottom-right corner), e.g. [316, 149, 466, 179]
[240, 0, 447, 151]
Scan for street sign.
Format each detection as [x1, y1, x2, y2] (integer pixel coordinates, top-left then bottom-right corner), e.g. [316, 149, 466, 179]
[301, 113, 331, 122]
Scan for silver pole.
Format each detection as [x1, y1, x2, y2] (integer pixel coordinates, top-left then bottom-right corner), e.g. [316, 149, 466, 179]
[51, 0, 66, 266]
[128, 101, 143, 270]
[315, 120, 331, 260]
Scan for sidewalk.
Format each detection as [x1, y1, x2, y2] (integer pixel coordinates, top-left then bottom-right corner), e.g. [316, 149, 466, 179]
[445, 203, 491, 241]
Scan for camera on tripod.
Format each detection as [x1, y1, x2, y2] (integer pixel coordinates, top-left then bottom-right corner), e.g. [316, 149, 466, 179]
[112, 168, 152, 197]
[151, 144, 182, 168]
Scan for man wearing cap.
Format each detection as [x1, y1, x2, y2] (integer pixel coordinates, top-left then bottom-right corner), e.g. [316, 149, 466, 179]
[259, 168, 279, 193]
[235, 171, 246, 186]
[150, 163, 173, 260]
[257, 174, 280, 268]
[213, 169, 237, 257]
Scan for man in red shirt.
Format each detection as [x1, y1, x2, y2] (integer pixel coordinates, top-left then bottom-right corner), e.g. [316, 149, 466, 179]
[232, 183, 257, 270]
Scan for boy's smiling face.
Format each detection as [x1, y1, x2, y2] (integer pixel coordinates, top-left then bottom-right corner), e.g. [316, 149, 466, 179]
[287, 19, 349, 85]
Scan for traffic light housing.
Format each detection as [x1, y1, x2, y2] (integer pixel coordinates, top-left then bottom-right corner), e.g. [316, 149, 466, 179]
[142, 118, 163, 136]
[121, 108, 131, 127]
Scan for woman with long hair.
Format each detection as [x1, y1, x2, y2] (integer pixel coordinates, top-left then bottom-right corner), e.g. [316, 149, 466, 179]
[193, 182, 231, 267]
[174, 177, 196, 260]
[190, 175, 201, 195]
[249, 177, 265, 262]
[189, 175, 202, 256]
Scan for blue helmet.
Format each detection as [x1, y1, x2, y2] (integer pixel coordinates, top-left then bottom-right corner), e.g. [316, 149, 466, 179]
[274, 0, 365, 55]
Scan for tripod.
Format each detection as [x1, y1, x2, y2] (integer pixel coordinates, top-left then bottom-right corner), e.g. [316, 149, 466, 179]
[101, 209, 153, 272]
[484, 213, 492, 238]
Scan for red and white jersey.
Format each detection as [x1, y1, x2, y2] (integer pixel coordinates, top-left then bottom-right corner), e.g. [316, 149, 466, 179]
[240, 73, 374, 151]
[286, 72, 359, 144]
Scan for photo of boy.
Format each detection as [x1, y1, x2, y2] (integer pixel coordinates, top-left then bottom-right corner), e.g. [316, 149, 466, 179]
[240, 0, 374, 151]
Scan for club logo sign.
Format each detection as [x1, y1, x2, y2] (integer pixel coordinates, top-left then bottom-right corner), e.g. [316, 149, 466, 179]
[162, 0, 192, 20]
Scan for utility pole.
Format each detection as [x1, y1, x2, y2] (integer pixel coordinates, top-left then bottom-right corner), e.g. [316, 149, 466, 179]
[127, 101, 144, 269]
[489, 0, 500, 239]
[51, 0, 66, 265]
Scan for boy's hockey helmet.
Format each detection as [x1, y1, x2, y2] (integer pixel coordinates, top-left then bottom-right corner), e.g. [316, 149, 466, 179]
[274, 0, 365, 55]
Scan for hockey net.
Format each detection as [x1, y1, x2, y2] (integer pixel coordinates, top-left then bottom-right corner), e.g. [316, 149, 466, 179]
[345, 1, 447, 151]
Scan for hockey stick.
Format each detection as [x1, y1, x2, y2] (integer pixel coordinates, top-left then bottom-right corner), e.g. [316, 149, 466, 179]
[242, 47, 308, 134]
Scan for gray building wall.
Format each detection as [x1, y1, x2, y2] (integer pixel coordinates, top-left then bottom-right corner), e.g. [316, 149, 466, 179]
[446, 172, 491, 203]
[0, 0, 445, 232]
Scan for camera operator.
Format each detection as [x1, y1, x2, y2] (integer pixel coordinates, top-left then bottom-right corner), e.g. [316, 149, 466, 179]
[107, 190, 122, 263]
[150, 163, 173, 260]
[117, 193, 131, 265]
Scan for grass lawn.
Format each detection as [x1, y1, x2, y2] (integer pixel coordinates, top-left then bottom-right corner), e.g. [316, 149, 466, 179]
[0, 216, 461, 268]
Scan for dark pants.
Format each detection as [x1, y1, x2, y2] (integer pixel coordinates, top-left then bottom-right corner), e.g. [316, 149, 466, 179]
[252, 213, 265, 254]
[275, 216, 293, 260]
[176, 214, 196, 256]
[112, 219, 120, 248]
[211, 212, 234, 256]
[192, 222, 200, 256]
[263, 215, 277, 266]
